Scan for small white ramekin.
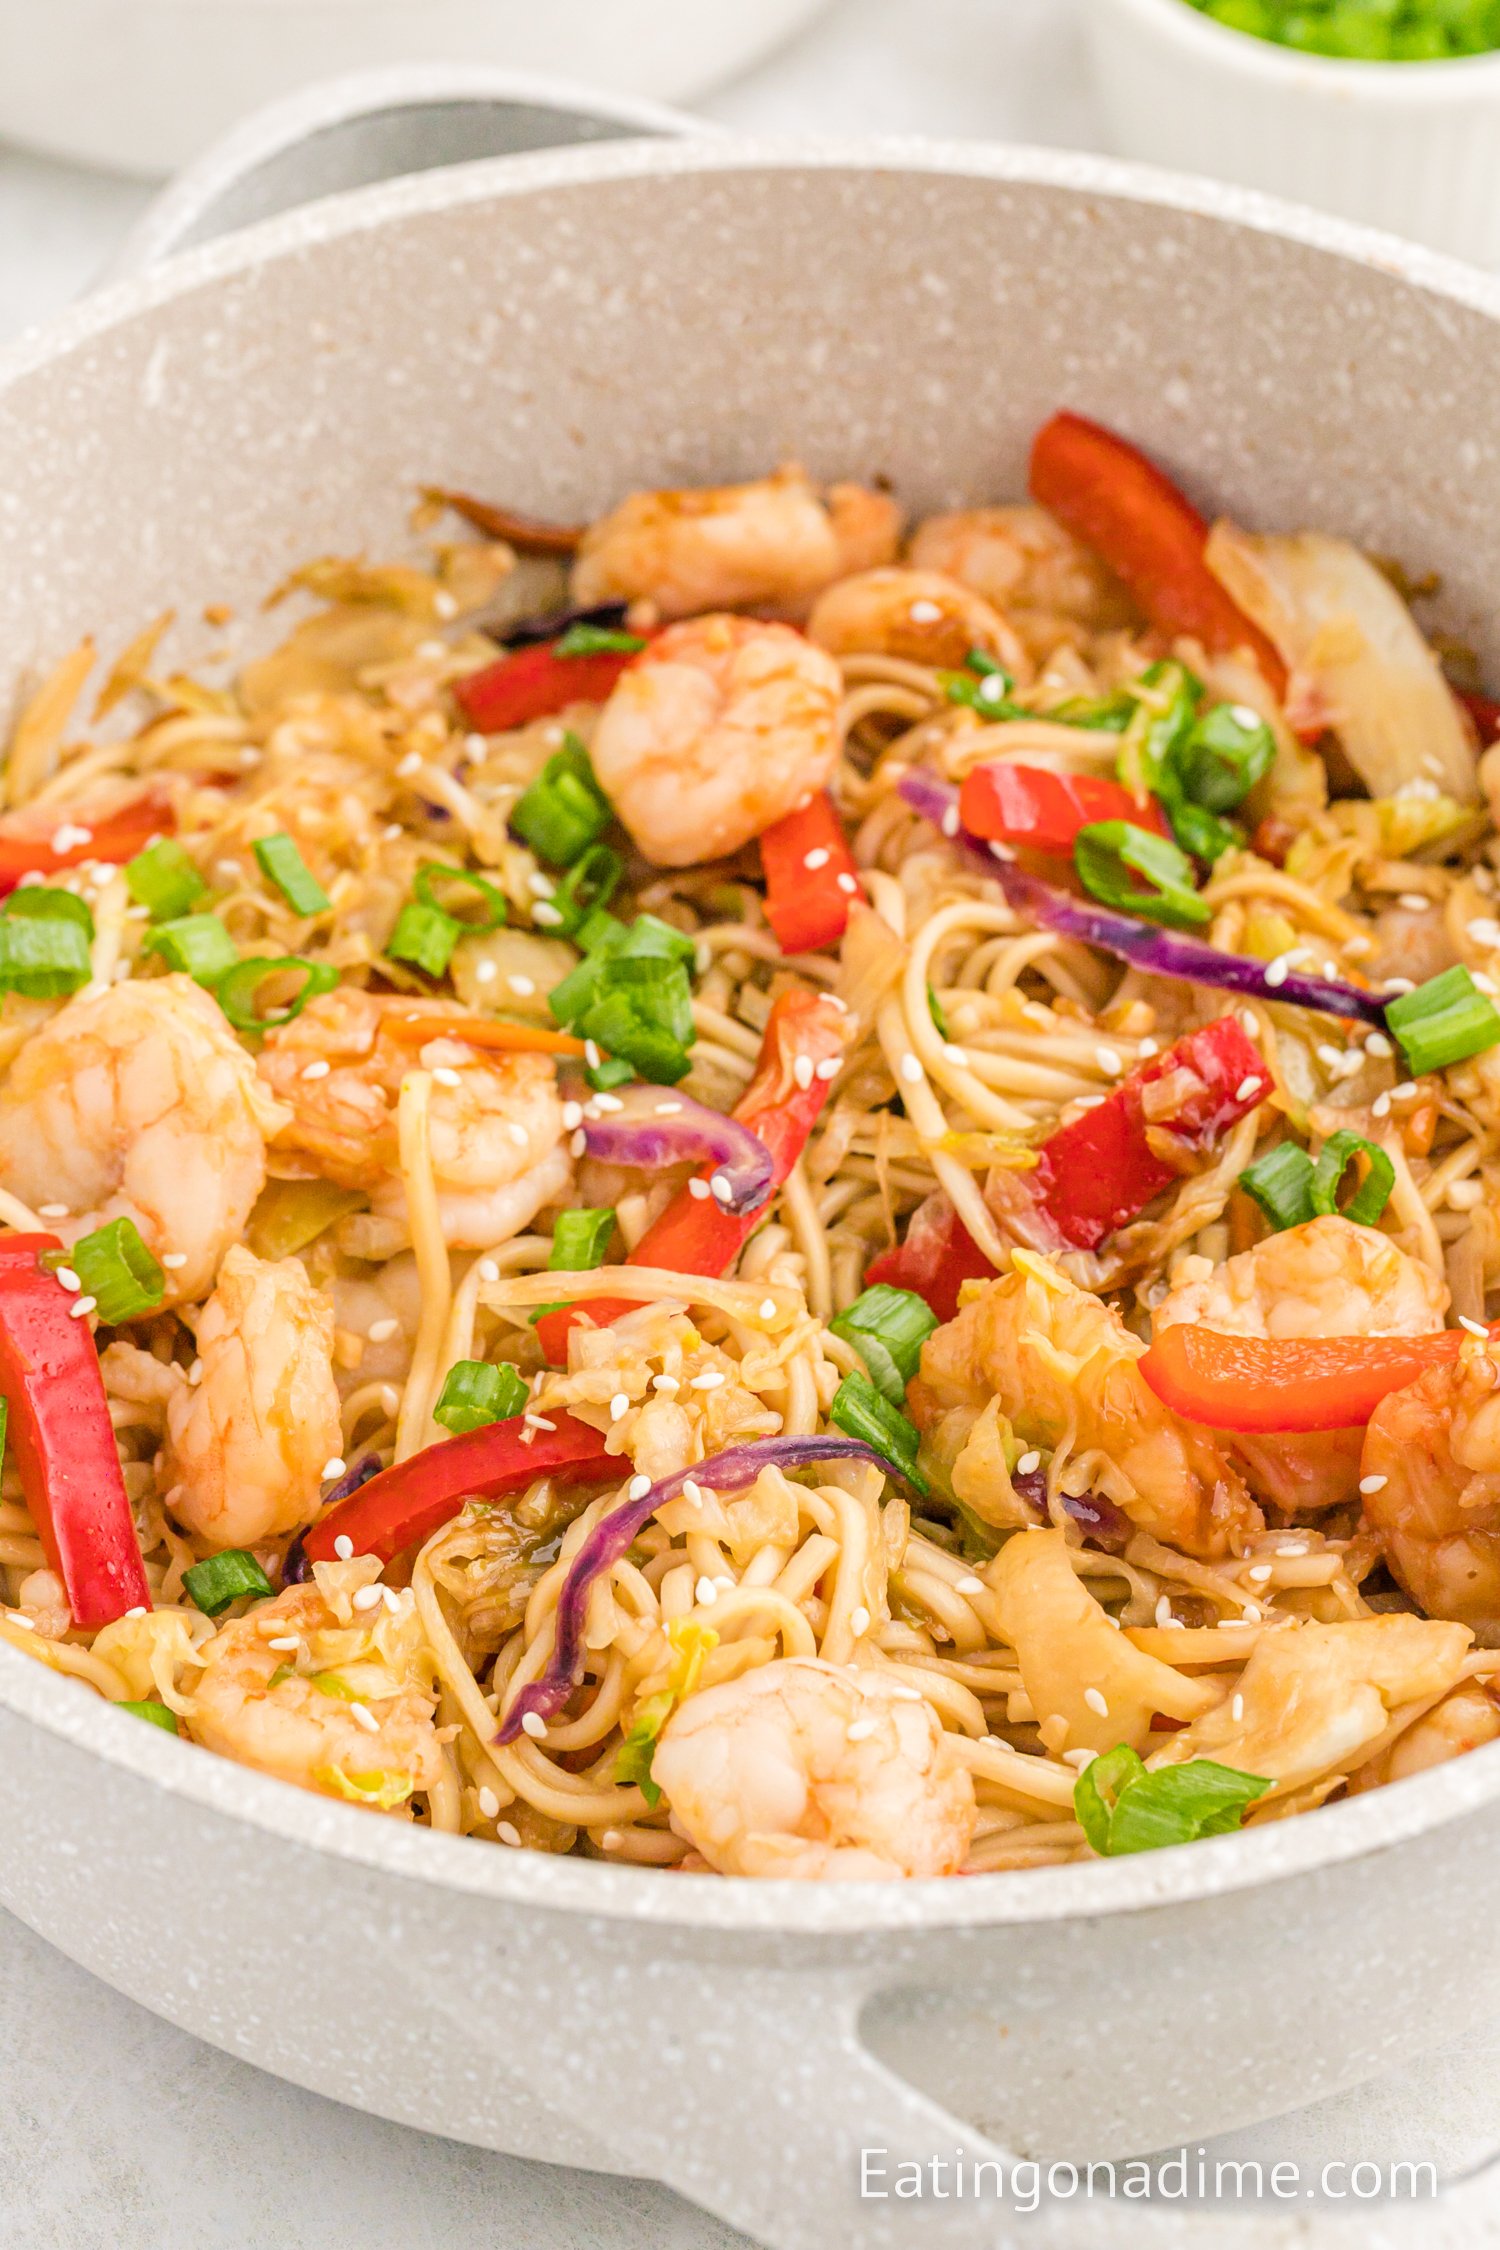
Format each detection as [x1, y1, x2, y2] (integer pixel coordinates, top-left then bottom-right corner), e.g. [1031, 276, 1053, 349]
[1085, 0, 1500, 268]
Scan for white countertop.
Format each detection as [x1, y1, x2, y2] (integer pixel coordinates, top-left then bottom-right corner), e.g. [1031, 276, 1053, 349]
[4, 4, 1499, 2244]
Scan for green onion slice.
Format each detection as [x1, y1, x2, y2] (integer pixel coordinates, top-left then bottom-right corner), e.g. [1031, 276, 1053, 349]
[253, 833, 331, 918]
[433, 1358, 528, 1434]
[141, 911, 239, 986]
[65, 1216, 166, 1324]
[118, 1699, 181, 1735]
[511, 733, 613, 866]
[585, 1054, 634, 1092]
[829, 1371, 929, 1496]
[829, 1285, 938, 1408]
[550, 1207, 617, 1269]
[552, 623, 647, 658]
[1309, 1130, 1396, 1227]
[215, 955, 338, 1034]
[1237, 1141, 1317, 1233]
[927, 985, 951, 1040]
[1386, 965, 1500, 1076]
[614, 1688, 674, 1806]
[549, 845, 623, 937]
[0, 886, 95, 997]
[413, 861, 508, 932]
[1074, 820, 1211, 929]
[1176, 702, 1276, 813]
[125, 837, 206, 920]
[388, 900, 460, 979]
[183, 1549, 275, 1617]
[1074, 1744, 1270, 1857]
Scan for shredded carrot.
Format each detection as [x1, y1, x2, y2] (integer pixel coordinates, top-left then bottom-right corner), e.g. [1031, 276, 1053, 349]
[386, 1014, 588, 1057]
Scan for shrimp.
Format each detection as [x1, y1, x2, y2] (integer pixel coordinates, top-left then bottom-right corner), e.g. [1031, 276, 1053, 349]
[187, 1562, 444, 1810]
[651, 1656, 976, 1879]
[906, 503, 1137, 657]
[1361, 1334, 1500, 1640]
[1155, 1216, 1447, 1514]
[570, 465, 901, 621]
[1350, 1679, 1500, 1792]
[588, 615, 843, 867]
[163, 1246, 343, 1550]
[910, 1254, 1261, 1558]
[0, 974, 284, 1306]
[806, 566, 1029, 679]
[258, 989, 571, 1249]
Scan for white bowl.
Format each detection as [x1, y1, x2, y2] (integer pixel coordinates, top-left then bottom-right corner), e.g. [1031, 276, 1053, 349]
[1085, 0, 1500, 267]
[0, 0, 828, 177]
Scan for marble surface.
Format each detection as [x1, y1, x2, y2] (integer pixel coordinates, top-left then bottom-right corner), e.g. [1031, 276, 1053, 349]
[2, 3, 1498, 2245]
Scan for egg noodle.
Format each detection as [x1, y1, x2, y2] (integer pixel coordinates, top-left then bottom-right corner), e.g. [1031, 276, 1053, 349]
[2, 432, 1500, 1880]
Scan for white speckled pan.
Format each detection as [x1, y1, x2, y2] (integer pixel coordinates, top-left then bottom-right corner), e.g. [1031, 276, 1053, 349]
[2, 141, 1500, 2250]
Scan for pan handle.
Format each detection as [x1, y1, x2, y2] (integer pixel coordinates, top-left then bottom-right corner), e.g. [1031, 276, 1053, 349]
[108, 62, 709, 278]
[494, 1953, 1500, 2250]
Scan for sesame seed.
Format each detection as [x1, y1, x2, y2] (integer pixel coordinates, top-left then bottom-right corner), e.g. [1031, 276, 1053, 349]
[432, 1066, 462, 1089]
[1447, 1180, 1484, 1211]
[506, 1121, 529, 1147]
[395, 752, 422, 779]
[690, 1369, 725, 1391]
[520, 1711, 547, 1740]
[477, 1787, 500, 1820]
[526, 872, 555, 900]
[815, 1057, 841, 1080]
[382, 824, 404, 844]
[584, 1040, 601, 1070]
[474, 959, 498, 984]
[655, 1101, 683, 1115]
[1235, 1076, 1264, 1103]
[847, 1717, 878, 1742]
[850, 1605, 871, 1636]
[1264, 957, 1290, 988]
[1241, 1602, 1262, 1623]
[694, 1576, 719, 1606]
[187, 1359, 203, 1385]
[1095, 1046, 1122, 1074]
[561, 1101, 583, 1131]
[681, 1476, 703, 1504]
[1384, 978, 1417, 996]
[941, 806, 960, 838]
[495, 1820, 522, 1847]
[759, 1299, 778, 1321]
[1476, 972, 1500, 997]
[988, 839, 1015, 861]
[507, 974, 536, 997]
[888, 1682, 922, 1701]
[1063, 1747, 1097, 1770]
[37, 1203, 68, 1219]
[1154, 1595, 1174, 1628]
[350, 1702, 380, 1734]
[1247, 1563, 1272, 1582]
[570, 1130, 587, 1158]
[352, 1583, 383, 1612]
[793, 1054, 814, 1091]
[478, 1259, 499, 1283]
[653, 1374, 681, 1395]
[1015, 1449, 1041, 1476]
[301, 1059, 331, 1081]
[687, 1177, 711, 1200]
[908, 599, 943, 623]
[50, 822, 93, 853]
[382, 1587, 401, 1615]
[69, 1296, 97, 1319]
[334, 1534, 355, 1560]
[1372, 1091, 1392, 1118]
[899, 1052, 922, 1084]
[54, 1267, 80, 1292]
[1231, 1694, 1245, 1723]
[266, 1636, 300, 1652]
[124, 1606, 148, 1620]
[1398, 893, 1434, 914]
[803, 847, 831, 871]
[522, 1413, 555, 1432]
[161, 1252, 187, 1271]
[1083, 1688, 1109, 1717]
[1468, 918, 1500, 949]
[609, 1392, 630, 1422]
[1461, 1315, 1489, 1338]
[709, 1173, 734, 1205]
[627, 1473, 651, 1500]
[955, 1575, 984, 1595]
[532, 904, 564, 929]
[837, 873, 859, 895]
[322, 1456, 348, 1481]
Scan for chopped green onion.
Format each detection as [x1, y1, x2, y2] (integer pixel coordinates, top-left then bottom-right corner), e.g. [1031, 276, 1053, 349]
[183, 1549, 275, 1617]
[511, 733, 613, 865]
[1386, 965, 1500, 1076]
[829, 1371, 929, 1496]
[141, 911, 239, 986]
[413, 861, 508, 932]
[573, 906, 626, 956]
[1074, 1744, 1270, 1857]
[388, 900, 461, 978]
[268, 1664, 296, 1688]
[1310, 1130, 1396, 1227]
[0, 887, 94, 997]
[549, 845, 622, 937]
[550, 1207, 617, 1268]
[125, 837, 205, 920]
[965, 648, 1010, 679]
[1163, 797, 1239, 867]
[322, 1768, 416, 1810]
[1074, 820, 1211, 929]
[1177, 703, 1277, 813]
[118, 1699, 181, 1735]
[927, 985, 951, 1040]
[938, 659, 1020, 716]
[1116, 659, 1202, 802]
[552, 623, 647, 657]
[310, 1671, 358, 1701]
[614, 1687, 674, 1805]
[585, 1055, 635, 1091]
[215, 955, 339, 1034]
[829, 1285, 939, 1408]
[1238, 1141, 1317, 1232]
[66, 1217, 165, 1324]
[253, 832, 331, 918]
[549, 911, 697, 1082]
[433, 1358, 528, 1434]
[1048, 689, 1136, 734]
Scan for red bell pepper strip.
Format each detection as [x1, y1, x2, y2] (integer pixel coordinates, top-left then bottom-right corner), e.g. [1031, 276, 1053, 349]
[454, 636, 647, 733]
[1028, 1016, 1269, 1253]
[0, 1234, 150, 1628]
[864, 1192, 995, 1324]
[0, 788, 171, 900]
[1457, 687, 1500, 744]
[535, 987, 848, 1363]
[958, 762, 1170, 856]
[302, 1408, 613, 1567]
[759, 791, 862, 953]
[1029, 412, 1287, 698]
[1140, 1321, 1490, 1435]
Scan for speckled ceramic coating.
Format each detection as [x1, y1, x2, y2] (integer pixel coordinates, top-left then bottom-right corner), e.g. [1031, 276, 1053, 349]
[2, 142, 1500, 2250]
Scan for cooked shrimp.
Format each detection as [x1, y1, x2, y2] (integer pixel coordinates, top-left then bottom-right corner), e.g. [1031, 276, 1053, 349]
[806, 566, 1029, 678]
[588, 614, 843, 867]
[570, 465, 901, 621]
[907, 502, 1137, 657]
[911, 1254, 1261, 1557]
[258, 989, 570, 1249]
[1361, 1334, 1500, 1640]
[1350, 1678, 1500, 1791]
[1154, 1217, 1448, 1513]
[163, 1246, 342, 1550]
[188, 1563, 444, 1810]
[0, 974, 284, 1306]
[651, 1655, 975, 1879]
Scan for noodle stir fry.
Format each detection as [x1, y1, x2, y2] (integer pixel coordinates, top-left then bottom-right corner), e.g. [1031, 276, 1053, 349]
[5, 412, 1500, 1879]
